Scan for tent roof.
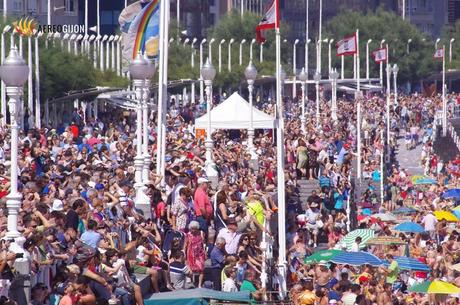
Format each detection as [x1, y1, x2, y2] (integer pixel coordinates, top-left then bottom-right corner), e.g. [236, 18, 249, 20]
[195, 92, 275, 130]
[144, 288, 251, 305]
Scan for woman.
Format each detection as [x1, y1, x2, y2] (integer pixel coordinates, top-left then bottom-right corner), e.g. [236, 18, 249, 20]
[184, 221, 206, 288]
[171, 188, 191, 232]
[296, 139, 308, 179]
[215, 190, 231, 232]
[150, 188, 166, 228]
[306, 137, 320, 180]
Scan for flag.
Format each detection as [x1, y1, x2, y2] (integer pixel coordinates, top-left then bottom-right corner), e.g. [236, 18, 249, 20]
[372, 48, 387, 63]
[336, 34, 357, 56]
[434, 48, 444, 59]
[122, 0, 160, 62]
[256, 0, 279, 43]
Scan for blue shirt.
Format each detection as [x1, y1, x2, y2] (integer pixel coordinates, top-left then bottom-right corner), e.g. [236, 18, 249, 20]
[80, 230, 101, 249]
[210, 246, 225, 269]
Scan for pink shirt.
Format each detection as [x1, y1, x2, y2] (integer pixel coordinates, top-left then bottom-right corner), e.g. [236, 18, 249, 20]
[194, 188, 213, 218]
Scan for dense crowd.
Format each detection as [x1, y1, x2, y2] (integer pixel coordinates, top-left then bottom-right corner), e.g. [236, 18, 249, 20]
[0, 88, 459, 305]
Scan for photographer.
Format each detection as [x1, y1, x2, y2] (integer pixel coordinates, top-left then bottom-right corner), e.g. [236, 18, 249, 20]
[0, 239, 20, 297]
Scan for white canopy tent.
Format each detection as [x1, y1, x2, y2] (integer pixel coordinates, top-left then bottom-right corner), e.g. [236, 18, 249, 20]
[195, 92, 275, 130]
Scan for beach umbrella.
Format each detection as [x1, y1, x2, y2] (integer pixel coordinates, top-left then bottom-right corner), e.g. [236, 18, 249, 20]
[442, 188, 460, 199]
[392, 206, 418, 215]
[383, 256, 430, 272]
[330, 251, 382, 267]
[337, 229, 375, 251]
[304, 249, 343, 264]
[371, 213, 397, 222]
[394, 222, 425, 233]
[413, 177, 437, 185]
[409, 280, 460, 294]
[366, 236, 406, 245]
[434, 211, 459, 222]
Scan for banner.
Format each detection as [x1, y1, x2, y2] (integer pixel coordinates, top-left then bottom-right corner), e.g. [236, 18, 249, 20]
[336, 34, 357, 56]
[372, 48, 387, 63]
[256, 0, 279, 43]
[434, 48, 444, 59]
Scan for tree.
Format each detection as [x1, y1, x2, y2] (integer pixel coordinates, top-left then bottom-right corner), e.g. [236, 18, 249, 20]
[323, 8, 436, 84]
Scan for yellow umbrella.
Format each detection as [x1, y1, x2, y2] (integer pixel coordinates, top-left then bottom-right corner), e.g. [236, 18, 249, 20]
[434, 211, 459, 222]
[409, 279, 460, 294]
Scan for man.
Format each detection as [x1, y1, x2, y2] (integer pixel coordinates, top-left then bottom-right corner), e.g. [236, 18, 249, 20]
[209, 237, 226, 290]
[350, 236, 362, 252]
[216, 217, 241, 255]
[305, 202, 321, 247]
[383, 254, 399, 286]
[194, 177, 213, 232]
[341, 284, 360, 305]
[80, 219, 101, 249]
[421, 208, 438, 239]
[222, 267, 238, 292]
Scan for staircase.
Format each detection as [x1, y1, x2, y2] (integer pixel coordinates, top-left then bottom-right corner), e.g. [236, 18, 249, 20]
[297, 179, 320, 211]
[433, 127, 460, 162]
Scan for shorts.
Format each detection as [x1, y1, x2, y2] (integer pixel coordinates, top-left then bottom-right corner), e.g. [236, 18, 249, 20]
[306, 223, 319, 234]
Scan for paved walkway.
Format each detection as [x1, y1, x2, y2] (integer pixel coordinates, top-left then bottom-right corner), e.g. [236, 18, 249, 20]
[395, 138, 424, 176]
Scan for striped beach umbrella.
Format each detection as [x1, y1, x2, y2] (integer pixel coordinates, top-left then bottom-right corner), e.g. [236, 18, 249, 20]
[337, 229, 375, 251]
[409, 280, 460, 294]
[304, 249, 343, 264]
[330, 251, 382, 267]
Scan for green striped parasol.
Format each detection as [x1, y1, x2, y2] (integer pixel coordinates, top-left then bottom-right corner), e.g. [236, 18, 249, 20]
[337, 229, 375, 251]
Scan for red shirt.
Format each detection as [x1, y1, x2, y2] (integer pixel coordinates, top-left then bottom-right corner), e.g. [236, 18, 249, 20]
[69, 125, 79, 138]
[194, 187, 213, 218]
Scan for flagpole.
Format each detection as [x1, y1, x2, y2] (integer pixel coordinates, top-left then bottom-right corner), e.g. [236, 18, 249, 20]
[386, 44, 391, 145]
[275, 0, 287, 297]
[160, 0, 170, 183]
[442, 44, 447, 137]
[356, 29, 361, 180]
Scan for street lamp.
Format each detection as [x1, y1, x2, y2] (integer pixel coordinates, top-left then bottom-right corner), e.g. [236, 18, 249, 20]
[218, 39, 226, 73]
[100, 35, 108, 70]
[208, 38, 215, 63]
[228, 38, 235, 72]
[298, 67, 308, 133]
[313, 71, 321, 128]
[183, 37, 190, 47]
[366, 39, 372, 80]
[0, 45, 30, 273]
[450, 38, 455, 62]
[201, 58, 218, 182]
[245, 60, 258, 160]
[435, 38, 441, 49]
[328, 38, 334, 75]
[392, 63, 399, 105]
[330, 68, 339, 121]
[199, 38, 207, 103]
[191, 37, 197, 67]
[407, 38, 412, 54]
[107, 35, 114, 68]
[142, 56, 155, 187]
[292, 39, 300, 98]
[250, 38, 256, 61]
[239, 39, 246, 65]
[129, 52, 150, 210]
[260, 41, 265, 62]
[379, 39, 386, 87]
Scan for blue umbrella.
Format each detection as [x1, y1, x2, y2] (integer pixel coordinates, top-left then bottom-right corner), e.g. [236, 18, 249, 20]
[330, 251, 382, 267]
[394, 222, 425, 233]
[414, 177, 436, 185]
[392, 206, 418, 215]
[383, 256, 430, 272]
[442, 189, 460, 199]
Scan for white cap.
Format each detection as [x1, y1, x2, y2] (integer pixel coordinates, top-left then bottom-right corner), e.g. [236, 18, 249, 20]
[197, 177, 210, 184]
[51, 199, 64, 212]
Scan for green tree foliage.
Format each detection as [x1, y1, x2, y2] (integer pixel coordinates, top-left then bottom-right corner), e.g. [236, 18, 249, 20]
[441, 21, 460, 70]
[323, 8, 436, 83]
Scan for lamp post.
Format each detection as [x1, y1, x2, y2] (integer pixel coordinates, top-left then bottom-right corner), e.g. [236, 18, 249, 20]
[129, 52, 150, 210]
[330, 68, 339, 121]
[183, 37, 190, 47]
[35, 32, 43, 129]
[366, 39, 372, 80]
[199, 38, 207, 103]
[239, 39, 246, 65]
[228, 38, 234, 72]
[100, 35, 108, 70]
[450, 38, 455, 62]
[116, 35, 121, 75]
[435, 38, 440, 50]
[314, 71, 321, 129]
[328, 38, 334, 75]
[218, 39, 226, 73]
[94, 35, 101, 69]
[392, 63, 398, 106]
[191, 37, 197, 67]
[245, 60, 258, 160]
[298, 67, 308, 133]
[201, 58, 218, 183]
[407, 38, 412, 54]
[107, 35, 114, 69]
[208, 38, 215, 62]
[260, 41, 264, 62]
[380, 39, 385, 87]
[0, 45, 30, 297]
[292, 39, 299, 98]
[250, 38, 256, 61]
[142, 56, 155, 186]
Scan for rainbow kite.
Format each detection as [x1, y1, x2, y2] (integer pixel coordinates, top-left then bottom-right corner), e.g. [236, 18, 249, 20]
[123, 0, 160, 61]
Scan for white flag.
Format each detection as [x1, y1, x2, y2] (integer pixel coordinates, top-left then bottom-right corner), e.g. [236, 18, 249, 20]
[434, 48, 444, 59]
[336, 34, 357, 56]
[372, 48, 387, 63]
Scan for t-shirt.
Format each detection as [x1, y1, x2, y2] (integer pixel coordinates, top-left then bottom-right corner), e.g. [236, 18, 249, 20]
[240, 280, 256, 292]
[386, 260, 399, 284]
[222, 277, 238, 292]
[194, 188, 213, 217]
[170, 261, 190, 290]
[421, 214, 437, 231]
[80, 230, 101, 249]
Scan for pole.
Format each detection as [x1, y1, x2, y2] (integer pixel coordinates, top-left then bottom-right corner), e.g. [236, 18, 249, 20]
[228, 39, 233, 72]
[27, 36, 33, 127]
[97, 0, 100, 36]
[248, 78, 256, 158]
[380, 129, 384, 206]
[176, 0, 180, 30]
[199, 39, 206, 103]
[160, 0, 170, 182]
[301, 79, 306, 133]
[156, 0, 166, 176]
[85, 0, 88, 35]
[117, 38, 121, 76]
[142, 79, 150, 183]
[341, 55, 344, 79]
[305, 0, 309, 64]
[402, 0, 406, 20]
[34, 36, 41, 128]
[292, 40, 298, 98]
[357, 29, 361, 180]
[260, 42, 263, 62]
[318, 0, 322, 74]
[380, 41, 385, 88]
[386, 44, 391, 145]
[442, 45, 447, 137]
[328, 40, 332, 75]
[393, 66, 398, 105]
[47, 0, 51, 25]
[275, 1, 287, 295]
[0, 31, 5, 126]
[366, 40, 370, 80]
[241, 0, 244, 17]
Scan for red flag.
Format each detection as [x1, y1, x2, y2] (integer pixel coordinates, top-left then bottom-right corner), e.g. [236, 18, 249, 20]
[256, 0, 279, 43]
[433, 48, 444, 59]
[372, 48, 387, 63]
[336, 34, 357, 56]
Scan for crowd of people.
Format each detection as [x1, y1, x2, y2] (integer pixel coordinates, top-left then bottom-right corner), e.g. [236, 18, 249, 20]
[0, 87, 459, 305]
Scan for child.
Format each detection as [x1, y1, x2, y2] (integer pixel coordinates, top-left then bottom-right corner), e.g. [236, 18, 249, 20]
[169, 251, 191, 290]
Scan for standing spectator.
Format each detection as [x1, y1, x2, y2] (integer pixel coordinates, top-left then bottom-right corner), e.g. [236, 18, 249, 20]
[194, 178, 213, 232]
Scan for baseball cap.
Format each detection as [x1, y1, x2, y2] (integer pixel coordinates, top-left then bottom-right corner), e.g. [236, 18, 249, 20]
[51, 199, 64, 212]
[197, 177, 210, 184]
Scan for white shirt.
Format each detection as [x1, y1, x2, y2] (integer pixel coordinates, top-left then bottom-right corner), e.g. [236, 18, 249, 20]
[421, 214, 437, 231]
[350, 242, 360, 252]
[222, 277, 238, 292]
[217, 228, 241, 255]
